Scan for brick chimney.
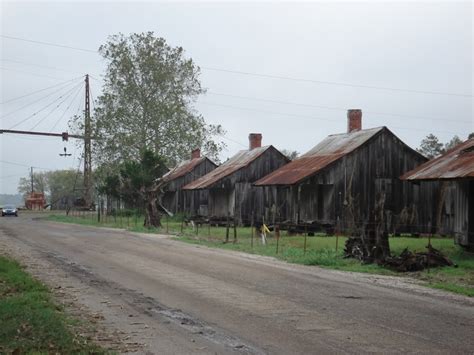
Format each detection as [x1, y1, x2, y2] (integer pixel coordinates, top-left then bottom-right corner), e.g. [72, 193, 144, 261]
[191, 148, 200, 159]
[347, 109, 362, 133]
[249, 133, 262, 150]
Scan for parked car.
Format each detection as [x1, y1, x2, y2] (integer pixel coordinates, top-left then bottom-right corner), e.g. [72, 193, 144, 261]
[2, 205, 18, 217]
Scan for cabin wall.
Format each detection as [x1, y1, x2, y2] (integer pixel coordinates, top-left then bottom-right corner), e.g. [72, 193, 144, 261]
[283, 131, 435, 233]
[162, 159, 216, 216]
[445, 180, 472, 248]
[207, 147, 289, 224]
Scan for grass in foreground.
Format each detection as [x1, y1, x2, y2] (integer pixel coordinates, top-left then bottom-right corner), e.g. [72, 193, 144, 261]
[46, 213, 474, 297]
[0, 255, 108, 354]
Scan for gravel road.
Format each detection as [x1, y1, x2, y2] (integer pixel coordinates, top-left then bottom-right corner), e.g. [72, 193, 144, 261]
[0, 213, 473, 354]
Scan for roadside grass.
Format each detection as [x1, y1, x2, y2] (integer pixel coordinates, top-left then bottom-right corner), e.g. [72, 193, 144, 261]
[45, 213, 474, 297]
[0, 255, 109, 354]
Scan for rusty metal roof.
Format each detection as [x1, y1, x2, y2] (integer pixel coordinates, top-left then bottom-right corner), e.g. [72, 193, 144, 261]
[183, 146, 273, 190]
[401, 139, 474, 181]
[162, 157, 216, 183]
[255, 127, 385, 186]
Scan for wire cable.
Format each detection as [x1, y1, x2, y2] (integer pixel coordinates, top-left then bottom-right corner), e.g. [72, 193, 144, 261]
[1, 34, 97, 53]
[0, 66, 73, 81]
[201, 67, 472, 98]
[2, 34, 471, 98]
[200, 101, 469, 136]
[49, 83, 84, 132]
[0, 76, 83, 105]
[1, 78, 82, 119]
[8, 82, 83, 129]
[0, 160, 51, 170]
[1, 58, 92, 76]
[206, 91, 472, 124]
[29, 82, 83, 130]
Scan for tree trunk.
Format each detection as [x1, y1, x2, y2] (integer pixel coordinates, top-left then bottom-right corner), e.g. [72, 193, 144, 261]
[144, 195, 161, 228]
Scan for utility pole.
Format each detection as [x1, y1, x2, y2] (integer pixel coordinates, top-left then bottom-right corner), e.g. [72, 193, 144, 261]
[83, 74, 92, 208]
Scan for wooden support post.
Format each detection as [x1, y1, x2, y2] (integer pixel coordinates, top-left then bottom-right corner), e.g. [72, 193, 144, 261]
[225, 213, 230, 243]
[251, 213, 254, 249]
[166, 216, 169, 234]
[275, 225, 280, 254]
[233, 219, 237, 243]
[304, 225, 308, 255]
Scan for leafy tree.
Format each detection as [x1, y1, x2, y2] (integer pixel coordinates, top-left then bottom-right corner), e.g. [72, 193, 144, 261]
[83, 32, 226, 169]
[468, 132, 474, 139]
[118, 150, 168, 227]
[17, 171, 48, 197]
[280, 149, 299, 160]
[444, 135, 463, 151]
[416, 134, 445, 159]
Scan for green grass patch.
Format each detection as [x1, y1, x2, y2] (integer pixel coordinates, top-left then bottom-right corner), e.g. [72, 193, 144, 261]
[0, 255, 109, 354]
[45, 213, 474, 297]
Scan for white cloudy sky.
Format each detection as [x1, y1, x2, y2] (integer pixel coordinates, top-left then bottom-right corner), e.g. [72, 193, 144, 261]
[1, 0, 473, 194]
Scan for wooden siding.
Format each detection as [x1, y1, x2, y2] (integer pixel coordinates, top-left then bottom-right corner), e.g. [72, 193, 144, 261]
[207, 146, 289, 224]
[441, 180, 472, 248]
[273, 129, 437, 233]
[162, 158, 216, 216]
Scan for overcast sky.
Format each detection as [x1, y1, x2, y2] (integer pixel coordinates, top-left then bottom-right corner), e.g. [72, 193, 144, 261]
[1, 0, 473, 195]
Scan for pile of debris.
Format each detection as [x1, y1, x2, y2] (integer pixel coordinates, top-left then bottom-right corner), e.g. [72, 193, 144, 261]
[344, 237, 455, 272]
[383, 245, 454, 272]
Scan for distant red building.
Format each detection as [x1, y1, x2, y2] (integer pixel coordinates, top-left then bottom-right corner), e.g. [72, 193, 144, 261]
[25, 192, 46, 210]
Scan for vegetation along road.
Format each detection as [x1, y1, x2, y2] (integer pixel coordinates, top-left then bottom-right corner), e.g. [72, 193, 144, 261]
[1, 213, 473, 354]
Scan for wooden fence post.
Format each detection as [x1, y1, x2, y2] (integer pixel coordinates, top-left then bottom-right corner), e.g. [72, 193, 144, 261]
[304, 224, 308, 255]
[225, 213, 230, 243]
[275, 224, 280, 254]
[251, 212, 254, 249]
[233, 219, 237, 243]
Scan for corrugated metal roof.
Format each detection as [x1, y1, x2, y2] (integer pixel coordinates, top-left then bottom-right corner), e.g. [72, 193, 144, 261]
[401, 139, 474, 181]
[162, 157, 214, 183]
[255, 127, 384, 186]
[183, 146, 272, 190]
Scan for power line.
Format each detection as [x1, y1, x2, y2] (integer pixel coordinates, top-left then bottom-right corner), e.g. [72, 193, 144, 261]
[2, 34, 471, 98]
[0, 76, 84, 105]
[50, 84, 84, 132]
[0, 66, 72, 81]
[200, 101, 468, 136]
[0, 160, 51, 170]
[30, 82, 83, 130]
[1, 78, 81, 118]
[1, 34, 97, 53]
[206, 92, 472, 124]
[1, 58, 94, 76]
[201, 67, 472, 98]
[8, 83, 83, 129]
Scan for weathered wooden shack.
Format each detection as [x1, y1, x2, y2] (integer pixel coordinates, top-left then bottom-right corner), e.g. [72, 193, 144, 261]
[255, 110, 433, 234]
[161, 149, 217, 216]
[183, 134, 289, 224]
[402, 139, 474, 249]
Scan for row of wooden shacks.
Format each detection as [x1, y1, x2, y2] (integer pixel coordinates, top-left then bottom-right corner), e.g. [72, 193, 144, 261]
[158, 110, 473, 249]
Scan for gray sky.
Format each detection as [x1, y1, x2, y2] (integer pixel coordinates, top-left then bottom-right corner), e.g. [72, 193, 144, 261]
[1, 1, 473, 195]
